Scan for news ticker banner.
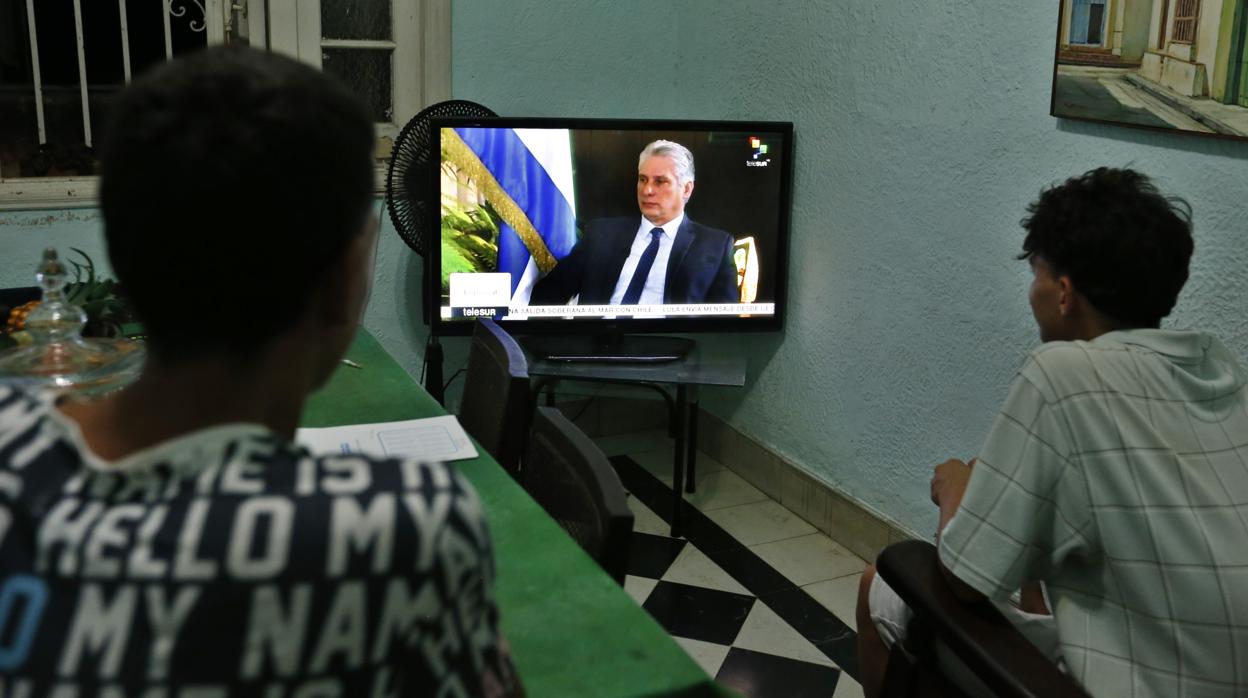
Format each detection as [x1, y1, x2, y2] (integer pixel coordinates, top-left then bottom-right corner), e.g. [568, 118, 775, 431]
[442, 302, 776, 319]
[443, 272, 775, 319]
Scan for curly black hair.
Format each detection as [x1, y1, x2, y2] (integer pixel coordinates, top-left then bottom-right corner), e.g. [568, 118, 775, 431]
[99, 45, 375, 360]
[1019, 167, 1193, 328]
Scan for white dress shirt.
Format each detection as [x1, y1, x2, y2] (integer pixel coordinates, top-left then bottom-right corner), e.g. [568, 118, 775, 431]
[609, 213, 684, 305]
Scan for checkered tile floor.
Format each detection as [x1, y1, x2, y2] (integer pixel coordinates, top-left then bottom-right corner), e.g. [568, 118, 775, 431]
[592, 430, 867, 698]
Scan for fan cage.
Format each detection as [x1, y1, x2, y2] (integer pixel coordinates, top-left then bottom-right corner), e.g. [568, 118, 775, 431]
[385, 100, 497, 256]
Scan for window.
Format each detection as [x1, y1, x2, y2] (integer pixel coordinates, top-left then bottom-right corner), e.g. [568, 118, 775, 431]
[1068, 0, 1108, 46]
[1172, 0, 1201, 43]
[0, 0, 449, 209]
[267, 0, 449, 145]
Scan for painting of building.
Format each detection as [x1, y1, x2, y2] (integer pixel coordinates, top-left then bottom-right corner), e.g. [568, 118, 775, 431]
[1051, 0, 1248, 139]
[1058, 0, 1155, 66]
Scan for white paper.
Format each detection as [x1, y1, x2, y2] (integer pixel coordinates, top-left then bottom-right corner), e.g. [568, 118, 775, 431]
[295, 416, 479, 462]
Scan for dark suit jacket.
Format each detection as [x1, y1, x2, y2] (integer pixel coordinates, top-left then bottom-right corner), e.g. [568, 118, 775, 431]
[530, 216, 739, 305]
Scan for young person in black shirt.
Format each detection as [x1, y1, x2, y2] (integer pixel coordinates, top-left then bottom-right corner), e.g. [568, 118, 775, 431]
[0, 45, 521, 698]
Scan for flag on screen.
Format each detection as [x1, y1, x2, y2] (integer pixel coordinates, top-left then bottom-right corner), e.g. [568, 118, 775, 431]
[445, 127, 578, 305]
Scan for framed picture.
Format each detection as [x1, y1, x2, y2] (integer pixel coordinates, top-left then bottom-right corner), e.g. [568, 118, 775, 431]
[1050, 0, 1248, 141]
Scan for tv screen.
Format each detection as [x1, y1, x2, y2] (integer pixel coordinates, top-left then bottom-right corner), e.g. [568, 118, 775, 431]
[429, 117, 793, 348]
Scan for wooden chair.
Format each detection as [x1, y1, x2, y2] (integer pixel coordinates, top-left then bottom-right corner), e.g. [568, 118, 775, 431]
[876, 540, 1091, 698]
[458, 318, 530, 478]
[522, 405, 634, 585]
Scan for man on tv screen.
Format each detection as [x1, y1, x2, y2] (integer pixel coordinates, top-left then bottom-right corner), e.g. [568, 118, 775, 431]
[530, 139, 740, 306]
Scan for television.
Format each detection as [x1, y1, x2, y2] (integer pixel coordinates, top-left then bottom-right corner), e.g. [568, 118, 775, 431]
[429, 116, 793, 361]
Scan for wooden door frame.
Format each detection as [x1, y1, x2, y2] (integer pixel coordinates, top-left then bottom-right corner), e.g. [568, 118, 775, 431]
[1158, 0, 1171, 47]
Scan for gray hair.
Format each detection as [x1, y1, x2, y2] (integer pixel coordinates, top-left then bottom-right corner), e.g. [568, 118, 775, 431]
[638, 140, 695, 185]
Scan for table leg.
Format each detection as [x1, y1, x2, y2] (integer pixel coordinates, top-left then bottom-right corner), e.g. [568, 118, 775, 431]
[685, 392, 698, 494]
[671, 384, 687, 537]
[532, 377, 558, 408]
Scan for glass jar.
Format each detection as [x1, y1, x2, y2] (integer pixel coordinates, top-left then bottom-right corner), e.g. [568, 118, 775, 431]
[0, 248, 145, 397]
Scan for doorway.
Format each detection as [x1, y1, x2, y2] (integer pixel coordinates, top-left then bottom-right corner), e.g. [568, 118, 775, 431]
[1071, 0, 1110, 45]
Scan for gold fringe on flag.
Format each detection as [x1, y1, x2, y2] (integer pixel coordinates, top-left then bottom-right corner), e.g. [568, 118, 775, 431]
[440, 128, 559, 274]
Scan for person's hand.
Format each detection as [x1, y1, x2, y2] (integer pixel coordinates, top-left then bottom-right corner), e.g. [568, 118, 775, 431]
[932, 458, 975, 536]
[930, 458, 974, 507]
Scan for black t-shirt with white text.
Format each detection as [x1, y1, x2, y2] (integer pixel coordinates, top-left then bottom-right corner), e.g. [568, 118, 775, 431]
[0, 385, 517, 698]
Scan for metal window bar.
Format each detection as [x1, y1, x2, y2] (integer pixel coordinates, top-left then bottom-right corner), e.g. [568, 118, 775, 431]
[72, 0, 92, 147]
[164, 0, 174, 58]
[1173, 0, 1200, 42]
[24, 0, 47, 145]
[120, 0, 133, 82]
[14, 1, 210, 175]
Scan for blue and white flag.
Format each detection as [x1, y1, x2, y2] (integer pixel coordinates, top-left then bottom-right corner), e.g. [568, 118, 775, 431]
[448, 127, 578, 305]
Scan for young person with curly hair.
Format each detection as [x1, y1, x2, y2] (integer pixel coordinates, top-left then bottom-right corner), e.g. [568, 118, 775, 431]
[857, 168, 1248, 698]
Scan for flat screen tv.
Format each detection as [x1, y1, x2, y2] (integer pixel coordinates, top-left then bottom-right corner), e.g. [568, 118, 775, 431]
[429, 116, 793, 361]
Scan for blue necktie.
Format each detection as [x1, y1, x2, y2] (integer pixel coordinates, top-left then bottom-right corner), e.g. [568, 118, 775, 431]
[622, 228, 664, 305]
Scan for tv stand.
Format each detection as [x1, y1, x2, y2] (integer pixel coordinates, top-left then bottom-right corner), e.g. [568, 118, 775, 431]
[522, 333, 693, 363]
[523, 342, 746, 537]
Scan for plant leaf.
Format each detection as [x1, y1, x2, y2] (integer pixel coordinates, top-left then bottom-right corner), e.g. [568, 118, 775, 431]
[69, 247, 95, 285]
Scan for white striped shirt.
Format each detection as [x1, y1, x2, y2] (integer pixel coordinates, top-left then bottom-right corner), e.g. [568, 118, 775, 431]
[940, 329, 1248, 697]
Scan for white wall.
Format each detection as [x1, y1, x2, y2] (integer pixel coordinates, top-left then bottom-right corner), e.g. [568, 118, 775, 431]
[1197, 0, 1231, 91]
[1121, 0, 1154, 60]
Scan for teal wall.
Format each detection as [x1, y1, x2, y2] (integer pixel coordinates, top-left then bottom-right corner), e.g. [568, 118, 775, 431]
[2, 0, 1246, 535]
[453, 0, 1248, 534]
[1, 210, 110, 286]
[0, 205, 437, 383]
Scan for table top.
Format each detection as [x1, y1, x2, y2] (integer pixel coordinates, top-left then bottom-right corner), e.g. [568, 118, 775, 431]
[526, 342, 748, 388]
[302, 330, 735, 697]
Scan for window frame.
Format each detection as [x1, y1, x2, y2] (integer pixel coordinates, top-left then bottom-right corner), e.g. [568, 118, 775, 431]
[0, 0, 450, 211]
[1171, 0, 1202, 44]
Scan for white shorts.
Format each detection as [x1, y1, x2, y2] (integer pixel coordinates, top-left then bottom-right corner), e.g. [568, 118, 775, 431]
[869, 572, 1063, 697]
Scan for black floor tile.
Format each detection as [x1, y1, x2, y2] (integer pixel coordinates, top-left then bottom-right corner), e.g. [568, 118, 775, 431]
[613, 453, 862, 682]
[679, 506, 751, 554]
[643, 581, 756, 645]
[627, 532, 686, 579]
[612, 454, 681, 528]
[715, 647, 843, 698]
[711, 546, 796, 596]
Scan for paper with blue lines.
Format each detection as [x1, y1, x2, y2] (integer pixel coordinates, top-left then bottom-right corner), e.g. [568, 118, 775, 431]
[295, 416, 478, 462]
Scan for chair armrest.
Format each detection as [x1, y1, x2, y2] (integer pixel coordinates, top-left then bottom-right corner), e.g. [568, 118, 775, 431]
[876, 540, 1091, 698]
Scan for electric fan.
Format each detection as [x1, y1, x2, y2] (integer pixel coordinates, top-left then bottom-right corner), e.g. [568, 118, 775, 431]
[385, 99, 496, 405]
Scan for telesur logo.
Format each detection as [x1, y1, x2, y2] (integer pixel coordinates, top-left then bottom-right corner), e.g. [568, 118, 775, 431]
[746, 136, 770, 167]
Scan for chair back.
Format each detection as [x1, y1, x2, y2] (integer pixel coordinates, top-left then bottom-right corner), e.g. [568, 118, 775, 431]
[876, 540, 1092, 698]
[523, 405, 634, 584]
[459, 319, 530, 477]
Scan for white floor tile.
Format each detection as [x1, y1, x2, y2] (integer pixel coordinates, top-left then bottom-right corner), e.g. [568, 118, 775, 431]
[732, 601, 836, 668]
[686, 469, 769, 512]
[628, 447, 728, 486]
[833, 675, 865, 698]
[661, 544, 751, 595]
[672, 636, 731, 678]
[803, 573, 863, 632]
[592, 428, 671, 457]
[602, 428, 871, 691]
[623, 575, 658, 606]
[706, 499, 817, 546]
[626, 494, 669, 536]
[749, 533, 867, 586]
